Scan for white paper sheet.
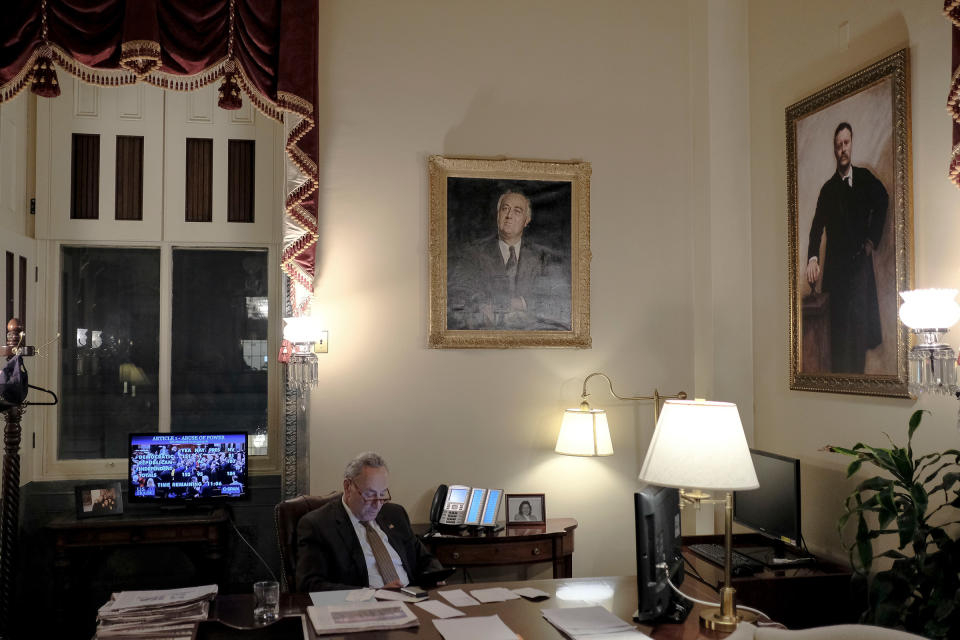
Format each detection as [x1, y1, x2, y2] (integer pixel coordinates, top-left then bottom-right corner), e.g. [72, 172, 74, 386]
[432, 614, 518, 640]
[511, 587, 550, 599]
[437, 589, 482, 607]
[414, 600, 465, 619]
[577, 632, 653, 640]
[541, 605, 635, 636]
[346, 588, 376, 602]
[309, 588, 373, 607]
[470, 587, 520, 603]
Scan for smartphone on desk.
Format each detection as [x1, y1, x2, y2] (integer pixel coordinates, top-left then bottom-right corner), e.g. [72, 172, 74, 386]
[401, 586, 428, 598]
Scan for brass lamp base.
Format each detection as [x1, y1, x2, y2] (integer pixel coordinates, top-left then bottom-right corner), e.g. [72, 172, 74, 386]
[700, 607, 758, 632]
[699, 585, 758, 632]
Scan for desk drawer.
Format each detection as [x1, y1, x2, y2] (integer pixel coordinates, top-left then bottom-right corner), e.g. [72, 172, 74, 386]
[433, 540, 554, 566]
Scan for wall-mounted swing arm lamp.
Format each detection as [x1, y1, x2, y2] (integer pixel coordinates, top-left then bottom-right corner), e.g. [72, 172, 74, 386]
[554, 372, 687, 456]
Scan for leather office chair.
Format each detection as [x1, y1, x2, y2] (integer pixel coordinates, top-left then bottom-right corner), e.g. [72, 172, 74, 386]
[274, 492, 341, 592]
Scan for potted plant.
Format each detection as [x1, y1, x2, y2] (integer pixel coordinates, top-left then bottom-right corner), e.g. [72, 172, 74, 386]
[827, 409, 960, 639]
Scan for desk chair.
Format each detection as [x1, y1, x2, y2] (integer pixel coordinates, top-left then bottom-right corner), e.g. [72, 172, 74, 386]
[273, 492, 341, 592]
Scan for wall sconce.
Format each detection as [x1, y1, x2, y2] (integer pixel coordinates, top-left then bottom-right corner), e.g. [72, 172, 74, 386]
[898, 288, 960, 397]
[555, 372, 686, 456]
[279, 316, 327, 391]
[638, 399, 758, 632]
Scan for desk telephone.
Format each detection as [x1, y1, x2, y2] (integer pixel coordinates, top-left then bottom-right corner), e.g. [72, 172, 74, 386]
[430, 484, 503, 529]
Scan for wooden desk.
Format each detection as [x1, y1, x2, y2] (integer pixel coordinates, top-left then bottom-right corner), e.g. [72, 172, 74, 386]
[683, 534, 855, 629]
[416, 518, 577, 578]
[210, 576, 731, 639]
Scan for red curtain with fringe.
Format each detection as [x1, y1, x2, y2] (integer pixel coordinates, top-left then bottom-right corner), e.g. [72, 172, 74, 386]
[946, 2, 960, 188]
[0, 0, 318, 314]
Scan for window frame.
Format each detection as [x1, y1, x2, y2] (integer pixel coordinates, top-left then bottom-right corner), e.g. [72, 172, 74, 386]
[35, 239, 283, 480]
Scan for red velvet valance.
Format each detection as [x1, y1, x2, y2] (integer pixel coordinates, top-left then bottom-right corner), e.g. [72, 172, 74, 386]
[1, 0, 318, 314]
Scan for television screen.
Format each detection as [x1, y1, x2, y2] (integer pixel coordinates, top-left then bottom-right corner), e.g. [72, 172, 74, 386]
[129, 432, 248, 502]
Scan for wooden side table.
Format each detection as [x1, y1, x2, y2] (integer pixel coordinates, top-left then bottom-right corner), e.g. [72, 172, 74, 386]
[683, 533, 855, 629]
[46, 508, 230, 636]
[417, 517, 577, 578]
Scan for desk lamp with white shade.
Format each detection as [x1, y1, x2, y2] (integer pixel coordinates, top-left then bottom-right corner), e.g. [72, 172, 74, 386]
[638, 398, 759, 632]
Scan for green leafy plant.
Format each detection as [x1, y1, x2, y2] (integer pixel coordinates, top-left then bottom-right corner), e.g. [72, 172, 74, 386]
[828, 409, 960, 639]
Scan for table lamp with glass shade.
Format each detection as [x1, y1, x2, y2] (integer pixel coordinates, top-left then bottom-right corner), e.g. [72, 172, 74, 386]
[638, 399, 759, 632]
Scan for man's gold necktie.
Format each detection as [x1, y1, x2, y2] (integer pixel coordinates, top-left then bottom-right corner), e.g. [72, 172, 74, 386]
[362, 520, 400, 585]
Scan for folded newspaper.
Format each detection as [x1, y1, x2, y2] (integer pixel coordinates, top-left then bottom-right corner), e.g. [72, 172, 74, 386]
[95, 584, 218, 639]
[307, 600, 419, 635]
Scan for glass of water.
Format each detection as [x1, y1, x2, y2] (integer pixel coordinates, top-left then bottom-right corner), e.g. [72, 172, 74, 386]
[253, 580, 279, 624]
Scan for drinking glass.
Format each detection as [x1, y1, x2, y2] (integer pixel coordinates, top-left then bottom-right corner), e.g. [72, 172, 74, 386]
[253, 580, 279, 624]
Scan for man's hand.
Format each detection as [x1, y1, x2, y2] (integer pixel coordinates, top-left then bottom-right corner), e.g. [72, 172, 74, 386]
[805, 257, 820, 285]
[383, 579, 403, 589]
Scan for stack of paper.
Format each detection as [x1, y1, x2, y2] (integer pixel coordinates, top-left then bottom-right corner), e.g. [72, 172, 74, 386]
[95, 584, 218, 639]
[542, 605, 651, 639]
[306, 601, 419, 634]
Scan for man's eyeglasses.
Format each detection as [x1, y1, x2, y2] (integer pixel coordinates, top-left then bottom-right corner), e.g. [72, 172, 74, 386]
[351, 480, 391, 504]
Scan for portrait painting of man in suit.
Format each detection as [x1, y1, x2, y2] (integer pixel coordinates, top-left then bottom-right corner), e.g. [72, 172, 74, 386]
[445, 177, 572, 332]
[788, 51, 912, 398]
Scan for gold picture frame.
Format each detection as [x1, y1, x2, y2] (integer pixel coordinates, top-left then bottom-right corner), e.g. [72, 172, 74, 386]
[787, 49, 912, 397]
[428, 156, 591, 348]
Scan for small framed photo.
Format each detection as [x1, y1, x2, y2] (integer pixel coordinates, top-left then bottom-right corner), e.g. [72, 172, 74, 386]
[75, 481, 124, 519]
[505, 493, 546, 527]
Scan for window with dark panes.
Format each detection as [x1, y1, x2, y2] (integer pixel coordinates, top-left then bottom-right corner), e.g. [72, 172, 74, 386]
[59, 247, 160, 459]
[171, 248, 268, 452]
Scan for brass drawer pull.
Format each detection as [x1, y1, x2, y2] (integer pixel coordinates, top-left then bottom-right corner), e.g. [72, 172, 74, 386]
[532, 547, 541, 556]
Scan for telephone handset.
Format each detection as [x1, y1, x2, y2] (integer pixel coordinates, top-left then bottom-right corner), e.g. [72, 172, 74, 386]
[435, 484, 471, 526]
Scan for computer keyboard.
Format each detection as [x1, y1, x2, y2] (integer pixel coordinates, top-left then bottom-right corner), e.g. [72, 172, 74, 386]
[688, 543, 764, 576]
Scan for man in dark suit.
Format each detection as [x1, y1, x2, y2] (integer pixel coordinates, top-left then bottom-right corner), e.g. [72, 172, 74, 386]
[296, 452, 444, 592]
[806, 122, 888, 374]
[447, 190, 570, 330]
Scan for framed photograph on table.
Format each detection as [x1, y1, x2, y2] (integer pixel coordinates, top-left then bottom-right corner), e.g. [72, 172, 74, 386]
[428, 156, 591, 349]
[505, 493, 546, 527]
[786, 48, 912, 397]
[75, 481, 124, 519]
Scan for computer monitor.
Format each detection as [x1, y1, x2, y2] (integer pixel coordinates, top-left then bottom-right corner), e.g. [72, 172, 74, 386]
[634, 486, 690, 623]
[733, 449, 802, 554]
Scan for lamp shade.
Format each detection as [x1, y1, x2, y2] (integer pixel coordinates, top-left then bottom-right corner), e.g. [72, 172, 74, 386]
[555, 408, 613, 456]
[898, 289, 960, 330]
[638, 399, 758, 491]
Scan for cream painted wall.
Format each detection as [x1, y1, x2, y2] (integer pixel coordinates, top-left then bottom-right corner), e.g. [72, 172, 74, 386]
[307, 0, 696, 578]
[749, 1, 960, 561]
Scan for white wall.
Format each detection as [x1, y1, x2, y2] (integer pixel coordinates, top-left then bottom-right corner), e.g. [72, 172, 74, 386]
[749, 0, 960, 561]
[306, 0, 697, 578]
